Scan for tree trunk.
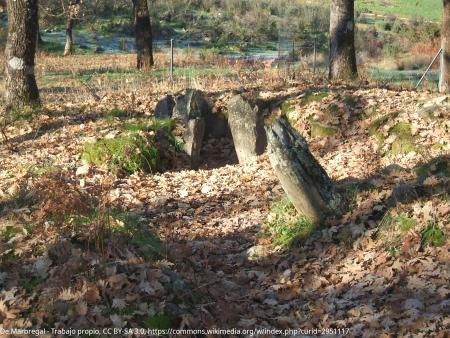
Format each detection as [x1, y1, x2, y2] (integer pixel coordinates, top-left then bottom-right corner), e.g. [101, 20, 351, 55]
[440, 0, 450, 93]
[4, 0, 40, 109]
[329, 0, 358, 80]
[63, 16, 74, 56]
[37, 20, 43, 47]
[133, 0, 154, 70]
[266, 117, 337, 224]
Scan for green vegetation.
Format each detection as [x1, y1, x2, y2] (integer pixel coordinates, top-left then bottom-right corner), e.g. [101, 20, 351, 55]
[144, 314, 174, 330]
[311, 122, 339, 138]
[421, 221, 446, 247]
[415, 156, 450, 179]
[378, 211, 417, 254]
[262, 198, 316, 249]
[356, 0, 442, 21]
[82, 117, 181, 174]
[8, 105, 42, 122]
[106, 108, 130, 119]
[389, 122, 416, 155]
[82, 134, 159, 174]
[301, 91, 329, 106]
[111, 211, 164, 259]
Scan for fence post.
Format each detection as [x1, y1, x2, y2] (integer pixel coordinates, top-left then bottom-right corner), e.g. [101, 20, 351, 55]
[313, 38, 317, 74]
[292, 40, 295, 62]
[170, 39, 174, 83]
[416, 48, 442, 89]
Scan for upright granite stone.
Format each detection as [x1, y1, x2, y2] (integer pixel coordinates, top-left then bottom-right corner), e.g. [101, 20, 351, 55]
[155, 95, 176, 119]
[184, 118, 205, 170]
[173, 89, 212, 122]
[227, 94, 267, 164]
[266, 117, 337, 224]
[172, 90, 211, 168]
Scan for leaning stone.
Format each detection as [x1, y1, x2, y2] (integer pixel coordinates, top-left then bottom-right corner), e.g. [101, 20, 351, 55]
[227, 94, 267, 164]
[266, 117, 337, 224]
[155, 95, 175, 119]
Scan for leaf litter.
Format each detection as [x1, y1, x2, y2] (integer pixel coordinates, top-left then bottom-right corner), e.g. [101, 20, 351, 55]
[0, 76, 449, 336]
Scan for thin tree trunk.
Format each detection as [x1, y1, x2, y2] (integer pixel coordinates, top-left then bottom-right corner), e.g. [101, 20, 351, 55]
[440, 0, 450, 93]
[37, 20, 43, 46]
[5, 0, 40, 109]
[63, 16, 74, 56]
[329, 0, 358, 80]
[133, 0, 154, 70]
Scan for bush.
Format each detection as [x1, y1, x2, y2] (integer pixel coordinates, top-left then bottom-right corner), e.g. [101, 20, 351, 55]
[384, 42, 402, 58]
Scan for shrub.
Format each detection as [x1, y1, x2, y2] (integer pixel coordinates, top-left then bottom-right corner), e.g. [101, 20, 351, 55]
[383, 42, 402, 58]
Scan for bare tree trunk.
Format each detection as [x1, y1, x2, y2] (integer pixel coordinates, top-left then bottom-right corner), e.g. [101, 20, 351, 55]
[329, 0, 358, 80]
[133, 0, 154, 70]
[440, 0, 450, 93]
[63, 0, 81, 56]
[5, 0, 40, 109]
[63, 16, 74, 56]
[37, 20, 43, 47]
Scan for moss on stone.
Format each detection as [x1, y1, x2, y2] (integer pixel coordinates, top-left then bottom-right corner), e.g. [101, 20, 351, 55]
[311, 122, 339, 137]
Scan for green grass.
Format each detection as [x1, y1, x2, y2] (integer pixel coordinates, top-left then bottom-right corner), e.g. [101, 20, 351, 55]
[143, 314, 174, 330]
[110, 211, 164, 259]
[8, 105, 42, 122]
[82, 118, 180, 174]
[421, 220, 446, 247]
[82, 134, 159, 174]
[106, 108, 130, 119]
[378, 211, 418, 253]
[370, 68, 440, 88]
[356, 0, 442, 21]
[262, 198, 316, 249]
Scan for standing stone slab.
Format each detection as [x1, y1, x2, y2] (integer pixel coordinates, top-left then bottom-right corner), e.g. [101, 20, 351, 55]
[266, 117, 337, 224]
[172, 89, 212, 169]
[173, 89, 212, 122]
[227, 94, 267, 164]
[155, 95, 175, 119]
[184, 118, 205, 170]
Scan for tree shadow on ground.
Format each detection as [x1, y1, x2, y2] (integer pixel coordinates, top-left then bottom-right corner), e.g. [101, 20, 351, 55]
[145, 155, 449, 333]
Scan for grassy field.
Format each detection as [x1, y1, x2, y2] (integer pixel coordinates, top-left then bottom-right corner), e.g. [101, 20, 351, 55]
[357, 0, 442, 21]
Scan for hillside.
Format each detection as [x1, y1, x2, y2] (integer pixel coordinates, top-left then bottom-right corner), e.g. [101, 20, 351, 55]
[357, 0, 442, 21]
[0, 54, 448, 335]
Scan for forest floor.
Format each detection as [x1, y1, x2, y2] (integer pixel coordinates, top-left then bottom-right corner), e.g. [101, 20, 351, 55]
[0, 55, 449, 336]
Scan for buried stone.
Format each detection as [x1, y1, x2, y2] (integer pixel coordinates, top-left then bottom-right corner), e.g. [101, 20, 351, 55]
[266, 117, 338, 224]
